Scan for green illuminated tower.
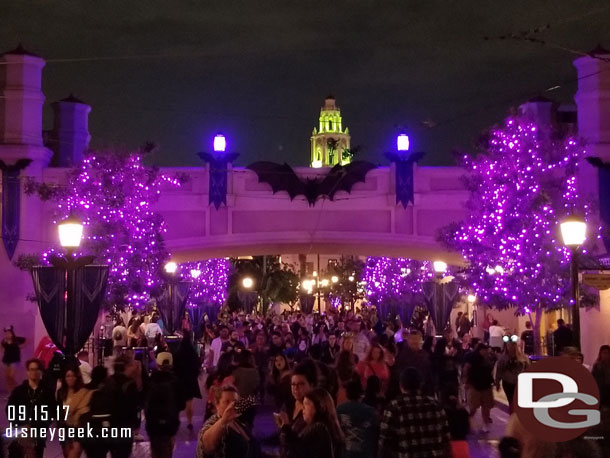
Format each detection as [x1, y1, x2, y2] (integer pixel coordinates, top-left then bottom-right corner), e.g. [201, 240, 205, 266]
[310, 96, 351, 167]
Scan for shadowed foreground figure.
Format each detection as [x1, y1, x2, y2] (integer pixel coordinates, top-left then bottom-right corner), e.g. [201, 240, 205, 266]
[378, 367, 451, 458]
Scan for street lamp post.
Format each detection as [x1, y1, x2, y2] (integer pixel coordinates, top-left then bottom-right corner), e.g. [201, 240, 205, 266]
[33, 215, 107, 359]
[57, 215, 84, 355]
[560, 216, 587, 350]
[432, 261, 448, 336]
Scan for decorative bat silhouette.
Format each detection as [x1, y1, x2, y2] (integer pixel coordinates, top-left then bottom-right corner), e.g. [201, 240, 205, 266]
[246, 160, 376, 206]
[0, 159, 32, 173]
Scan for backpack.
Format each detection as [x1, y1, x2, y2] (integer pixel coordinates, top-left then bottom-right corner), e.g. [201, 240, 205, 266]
[144, 372, 181, 436]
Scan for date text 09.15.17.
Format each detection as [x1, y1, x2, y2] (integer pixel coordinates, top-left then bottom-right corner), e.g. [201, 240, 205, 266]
[7, 405, 69, 422]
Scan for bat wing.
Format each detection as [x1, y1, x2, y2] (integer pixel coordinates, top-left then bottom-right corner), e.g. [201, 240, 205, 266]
[0, 159, 32, 172]
[586, 157, 610, 168]
[320, 160, 377, 200]
[247, 161, 305, 200]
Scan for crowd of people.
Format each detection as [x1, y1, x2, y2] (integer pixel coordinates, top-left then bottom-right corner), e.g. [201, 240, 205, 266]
[1, 306, 609, 458]
[195, 308, 610, 458]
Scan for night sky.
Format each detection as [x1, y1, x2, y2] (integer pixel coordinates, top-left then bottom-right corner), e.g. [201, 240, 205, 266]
[2, 1, 610, 167]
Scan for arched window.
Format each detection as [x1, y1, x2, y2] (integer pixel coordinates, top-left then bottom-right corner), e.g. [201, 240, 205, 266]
[328, 120, 332, 131]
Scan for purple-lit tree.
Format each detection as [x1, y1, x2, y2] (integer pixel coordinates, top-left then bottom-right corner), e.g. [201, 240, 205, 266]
[440, 117, 597, 346]
[26, 150, 182, 307]
[178, 259, 231, 307]
[363, 257, 443, 322]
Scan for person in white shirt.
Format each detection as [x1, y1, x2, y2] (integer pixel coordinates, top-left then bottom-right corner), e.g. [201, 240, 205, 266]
[112, 319, 128, 355]
[350, 319, 371, 362]
[77, 350, 92, 384]
[144, 315, 163, 347]
[488, 320, 504, 351]
[209, 325, 230, 368]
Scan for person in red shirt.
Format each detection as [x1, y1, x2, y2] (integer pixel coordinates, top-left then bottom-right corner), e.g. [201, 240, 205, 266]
[355, 344, 390, 395]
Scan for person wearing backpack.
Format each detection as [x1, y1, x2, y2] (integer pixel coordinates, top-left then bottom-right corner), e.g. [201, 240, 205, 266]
[145, 352, 186, 458]
[104, 356, 140, 458]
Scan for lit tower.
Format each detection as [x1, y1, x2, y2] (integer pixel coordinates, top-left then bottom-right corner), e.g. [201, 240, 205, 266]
[310, 96, 351, 167]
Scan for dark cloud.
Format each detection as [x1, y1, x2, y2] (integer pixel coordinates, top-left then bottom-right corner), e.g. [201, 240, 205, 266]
[2, 1, 610, 166]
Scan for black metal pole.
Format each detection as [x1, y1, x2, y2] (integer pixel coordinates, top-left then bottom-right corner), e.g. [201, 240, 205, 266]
[571, 247, 581, 350]
[65, 250, 76, 356]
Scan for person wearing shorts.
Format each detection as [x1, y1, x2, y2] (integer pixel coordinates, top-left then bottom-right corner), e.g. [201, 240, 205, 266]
[462, 343, 495, 432]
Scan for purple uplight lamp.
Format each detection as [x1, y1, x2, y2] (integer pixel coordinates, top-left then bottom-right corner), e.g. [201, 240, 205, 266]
[213, 133, 227, 153]
[397, 133, 410, 153]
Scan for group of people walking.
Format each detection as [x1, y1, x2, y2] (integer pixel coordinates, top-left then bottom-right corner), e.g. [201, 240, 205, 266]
[2, 306, 610, 458]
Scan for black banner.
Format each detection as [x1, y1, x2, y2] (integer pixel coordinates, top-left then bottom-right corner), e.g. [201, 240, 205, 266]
[198, 152, 239, 210]
[159, 281, 191, 334]
[422, 281, 459, 332]
[32, 264, 109, 355]
[385, 152, 424, 208]
[0, 159, 32, 260]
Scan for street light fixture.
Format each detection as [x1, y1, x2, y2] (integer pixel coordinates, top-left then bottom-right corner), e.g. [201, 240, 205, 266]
[58, 215, 83, 252]
[397, 133, 410, 152]
[164, 261, 178, 274]
[433, 261, 447, 275]
[242, 277, 254, 289]
[560, 215, 587, 350]
[213, 133, 227, 153]
[331, 275, 339, 284]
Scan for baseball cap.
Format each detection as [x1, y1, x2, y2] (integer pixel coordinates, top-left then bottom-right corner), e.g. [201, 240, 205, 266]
[156, 352, 173, 366]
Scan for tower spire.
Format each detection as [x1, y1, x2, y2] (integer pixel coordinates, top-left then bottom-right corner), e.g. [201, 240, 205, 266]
[310, 96, 351, 167]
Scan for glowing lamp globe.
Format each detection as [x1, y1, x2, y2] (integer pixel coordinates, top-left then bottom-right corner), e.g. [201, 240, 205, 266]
[433, 261, 447, 273]
[348, 275, 355, 282]
[467, 294, 476, 304]
[331, 275, 339, 283]
[58, 215, 83, 248]
[213, 134, 227, 153]
[242, 277, 254, 289]
[560, 217, 587, 246]
[397, 134, 410, 152]
[164, 261, 178, 274]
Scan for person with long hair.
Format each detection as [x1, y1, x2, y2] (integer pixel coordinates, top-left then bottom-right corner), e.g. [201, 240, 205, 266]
[175, 331, 202, 430]
[127, 318, 144, 347]
[277, 359, 318, 457]
[205, 351, 236, 419]
[494, 341, 529, 411]
[279, 387, 345, 458]
[268, 354, 292, 408]
[335, 350, 358, 405]
[355, 344, 389, 395]
[2, 325, 26, 392]
[57, 366, 92, 458]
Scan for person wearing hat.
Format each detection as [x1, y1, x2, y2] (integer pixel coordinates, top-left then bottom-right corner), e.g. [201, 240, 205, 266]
[145, 350, 185, 458]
